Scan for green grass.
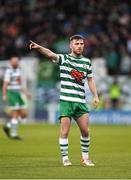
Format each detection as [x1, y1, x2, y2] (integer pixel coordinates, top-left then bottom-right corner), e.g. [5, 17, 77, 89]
[0, 124, 131, 179]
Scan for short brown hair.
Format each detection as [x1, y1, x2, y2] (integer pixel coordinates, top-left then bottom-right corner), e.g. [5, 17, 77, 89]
[70, 34, 85, 41]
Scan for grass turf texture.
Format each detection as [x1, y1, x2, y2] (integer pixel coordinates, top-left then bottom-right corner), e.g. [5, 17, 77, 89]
[0, 124, 131, 179]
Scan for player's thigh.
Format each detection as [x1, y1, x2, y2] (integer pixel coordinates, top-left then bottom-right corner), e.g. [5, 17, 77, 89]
[76, 113, 89, 136]
[59, 100, 73, 118]
[11, 110, 20, 118]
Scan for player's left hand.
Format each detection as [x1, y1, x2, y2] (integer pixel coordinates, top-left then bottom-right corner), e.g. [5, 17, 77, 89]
[26, 93, 31, 100]
[92, 95, 99, 108]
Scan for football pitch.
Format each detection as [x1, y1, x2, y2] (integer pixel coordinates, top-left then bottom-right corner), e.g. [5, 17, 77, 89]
[0, 123, 131, 179]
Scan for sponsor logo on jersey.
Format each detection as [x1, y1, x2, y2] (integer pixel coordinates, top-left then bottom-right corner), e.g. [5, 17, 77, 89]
[71, 69, 84, 83]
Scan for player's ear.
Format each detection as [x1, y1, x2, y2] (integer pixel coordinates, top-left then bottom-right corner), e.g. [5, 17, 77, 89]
[69, 41, 72, 49]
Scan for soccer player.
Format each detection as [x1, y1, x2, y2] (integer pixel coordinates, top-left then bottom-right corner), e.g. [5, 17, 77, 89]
[2, 56, 31, 140]
[29, 35, 99, 166]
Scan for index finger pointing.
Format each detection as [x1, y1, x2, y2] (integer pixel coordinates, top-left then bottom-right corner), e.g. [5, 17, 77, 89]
[29, 40, 34, 43]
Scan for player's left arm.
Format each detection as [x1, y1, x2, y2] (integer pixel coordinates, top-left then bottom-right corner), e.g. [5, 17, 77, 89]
[2, 69, 10, 102]
[29, 40, 58, 62]
[87, 77, 99, 108]
[2, 81, 8, 102]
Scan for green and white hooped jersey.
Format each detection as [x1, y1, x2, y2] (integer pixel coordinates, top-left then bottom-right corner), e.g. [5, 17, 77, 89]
[56, 54, 93, 103]
[4, 66, 22, 91]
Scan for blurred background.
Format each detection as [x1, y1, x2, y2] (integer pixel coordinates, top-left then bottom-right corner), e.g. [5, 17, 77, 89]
[0, 0, 131, 124]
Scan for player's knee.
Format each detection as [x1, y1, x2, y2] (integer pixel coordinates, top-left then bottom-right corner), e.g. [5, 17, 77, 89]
[61, 129, 69, 138]
[20, 111, 27, 118]
[81, 129, 89, 137]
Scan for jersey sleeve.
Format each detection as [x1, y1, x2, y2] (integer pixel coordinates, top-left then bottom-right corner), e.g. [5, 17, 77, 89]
[53, 54, 65, 65]
[87, 61, 93, 78]
[4, 69, 11, 82]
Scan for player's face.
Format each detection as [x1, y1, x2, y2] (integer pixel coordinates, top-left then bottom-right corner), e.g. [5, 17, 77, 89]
[70, 39, 84, 56]
[10, 57, 20, 68]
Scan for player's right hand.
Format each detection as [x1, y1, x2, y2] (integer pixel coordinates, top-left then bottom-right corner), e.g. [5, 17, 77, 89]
[2, 95, 7, 102]
[26, 93, 32, 100]
[29, 40, 40, 50]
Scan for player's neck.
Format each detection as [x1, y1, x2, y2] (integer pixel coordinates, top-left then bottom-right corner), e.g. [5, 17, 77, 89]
[70, 52, 82, 58]
[11, 65, 19, 69]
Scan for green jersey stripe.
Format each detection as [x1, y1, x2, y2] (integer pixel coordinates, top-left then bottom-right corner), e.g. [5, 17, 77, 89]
[88, 70, 92, 74]
[61, 69, 91, 77]
[60, 65, 88, 73]
[60, 95, 86, 103]
[60, 73, 86, 83]
[87, 74, 93, 78]
[61, 84, 85, 92]
[61, 81, 84, 90]
[60, 77, 84, 84]
[61, 70, 71, 75]
[60, 65, 89, 74]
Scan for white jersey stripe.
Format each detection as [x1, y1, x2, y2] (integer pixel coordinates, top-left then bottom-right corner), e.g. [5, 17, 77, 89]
[4, 67, 22, 91]
[8, 85, 21, 90]
[60, 66, 72, 72]
[60, 73, 74, 79]
[69, 56, 91, 63]
[64, 60, 88, 69]
[61, 88, 85, 96]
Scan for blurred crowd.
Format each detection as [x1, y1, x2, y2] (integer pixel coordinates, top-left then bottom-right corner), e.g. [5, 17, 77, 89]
[0, 0, 131, 76]
[1, 0, 131, 111]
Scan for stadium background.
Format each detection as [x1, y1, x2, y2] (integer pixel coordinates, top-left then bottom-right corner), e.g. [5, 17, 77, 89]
[0, 0, 131, 123]
[0, 0, 131, 179]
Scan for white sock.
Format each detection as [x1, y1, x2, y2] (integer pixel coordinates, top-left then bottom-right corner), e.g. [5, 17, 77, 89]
[21, 117, 27, 124]
[82, 152, 89, 160]
[59, 138, 69, 162]
[10, 118, 19, 137]
[6, 122, 11, 128]
[80, 136, 90, 160]
[19, 117, 27, 124]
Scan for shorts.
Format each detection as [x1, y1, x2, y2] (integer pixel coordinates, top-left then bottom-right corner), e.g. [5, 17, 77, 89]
[7, 90, 25, 110]
[59, 100, 89, 120]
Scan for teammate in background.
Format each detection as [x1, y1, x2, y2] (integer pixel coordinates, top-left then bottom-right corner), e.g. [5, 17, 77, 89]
[2, 56, 31, 140]
[29, 35, 99, 166]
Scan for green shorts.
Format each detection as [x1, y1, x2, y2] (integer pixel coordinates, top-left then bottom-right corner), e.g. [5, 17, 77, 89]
[59, 100, 89, 120]
[7, 90, 25, 110]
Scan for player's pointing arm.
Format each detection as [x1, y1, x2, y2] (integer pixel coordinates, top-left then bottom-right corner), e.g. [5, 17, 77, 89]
[29, 40, 58, 62]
